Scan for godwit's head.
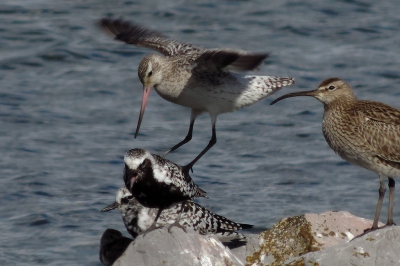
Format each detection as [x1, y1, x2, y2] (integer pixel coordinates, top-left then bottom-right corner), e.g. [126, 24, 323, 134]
[135, 54, 163, 138]
[270, 78, 356, 106]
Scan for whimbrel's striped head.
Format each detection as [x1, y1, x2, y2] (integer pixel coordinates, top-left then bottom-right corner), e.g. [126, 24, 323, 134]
[270, 78, 357, 106]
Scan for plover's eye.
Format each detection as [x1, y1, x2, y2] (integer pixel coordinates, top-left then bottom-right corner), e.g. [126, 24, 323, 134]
[148, 71, 153, 77]
[328, 85, 335, 90]
[121, 197, 129, 204]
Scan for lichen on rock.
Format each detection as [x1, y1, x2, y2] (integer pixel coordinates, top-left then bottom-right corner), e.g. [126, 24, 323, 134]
[246, 215, 320, 265]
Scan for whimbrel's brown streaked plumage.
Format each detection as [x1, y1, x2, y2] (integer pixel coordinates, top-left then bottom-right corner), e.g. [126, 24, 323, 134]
[99, 17, 294, 172]
[270, 78, 400, 234]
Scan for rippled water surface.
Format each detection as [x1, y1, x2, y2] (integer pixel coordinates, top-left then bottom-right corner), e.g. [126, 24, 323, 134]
[1, 0, 400, 264]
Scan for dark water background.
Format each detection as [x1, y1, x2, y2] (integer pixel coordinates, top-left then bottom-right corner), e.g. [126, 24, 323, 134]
[1, 0, 400, 264]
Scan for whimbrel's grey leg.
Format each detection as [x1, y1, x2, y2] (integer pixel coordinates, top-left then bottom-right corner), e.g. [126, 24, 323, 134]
[163, 110, 201, 158]
[386, 177, 396, 226]
[371, 174, 386, 230]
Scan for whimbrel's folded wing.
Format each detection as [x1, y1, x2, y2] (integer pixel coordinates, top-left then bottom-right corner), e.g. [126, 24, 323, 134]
[99, 18, 202, 57]
[356, 101, 400, 164]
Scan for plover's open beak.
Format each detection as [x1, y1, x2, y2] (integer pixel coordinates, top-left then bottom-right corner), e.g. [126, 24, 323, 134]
[129, 176, 137, 191]
[101, 202, 118, 212]
[135, 86, 152, 138]
[270, 89, 318, 105]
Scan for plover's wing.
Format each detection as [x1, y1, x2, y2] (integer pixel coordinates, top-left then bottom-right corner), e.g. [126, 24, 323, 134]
[192, 49, 268, 85]
[99, 18, 202, 56]
[151, 154, 207, 199]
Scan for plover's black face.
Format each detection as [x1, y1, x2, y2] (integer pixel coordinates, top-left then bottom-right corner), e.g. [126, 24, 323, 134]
[124, 160, 153, 191]
[123, 149, 154, 190]
[123, 164, 139, 190]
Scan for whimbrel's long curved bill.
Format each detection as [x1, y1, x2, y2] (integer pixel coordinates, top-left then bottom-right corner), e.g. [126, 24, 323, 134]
[101, 202, 118, 212]
[270, 89, 318, 105]
[135, 86, 152, 138]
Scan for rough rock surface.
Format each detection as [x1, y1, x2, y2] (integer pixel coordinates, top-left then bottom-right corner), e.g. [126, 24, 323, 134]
[289, 226, 400, 266]
[245, 211, 387, 265]
[112, 227, 245, 266]
[102, 211, 400, 266]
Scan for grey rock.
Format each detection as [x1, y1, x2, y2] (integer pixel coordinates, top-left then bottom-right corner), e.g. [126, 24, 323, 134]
[292, 226, 400, 266]
[112, 227, 245, 266]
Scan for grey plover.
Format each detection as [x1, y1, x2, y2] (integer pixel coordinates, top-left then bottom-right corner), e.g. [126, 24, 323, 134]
[100, 18, 295, 170]
[123, 148, 207, 232]
[271, 77, 400, 233]
[102, 187, 252, 242]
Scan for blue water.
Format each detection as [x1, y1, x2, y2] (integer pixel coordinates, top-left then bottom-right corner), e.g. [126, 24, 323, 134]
[1, 0, 400, 264]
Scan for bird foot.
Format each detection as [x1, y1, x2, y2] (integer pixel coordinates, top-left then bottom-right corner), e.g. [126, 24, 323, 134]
[182, 164, 194, 176]
[353, 222, 396, 240]
[161, 150, 170, 159]
[141, 223, 162, 237]
[168, 220, 187, 234]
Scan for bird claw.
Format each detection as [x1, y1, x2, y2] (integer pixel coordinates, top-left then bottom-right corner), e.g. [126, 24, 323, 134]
[141, 223, 161, 237]
[182, 164, 194, 175]
[168, 220, 187, 234]
[161, 150, 170, 159]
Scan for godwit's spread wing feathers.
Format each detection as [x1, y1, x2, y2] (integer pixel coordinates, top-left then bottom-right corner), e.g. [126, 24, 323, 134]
[355, 101, 400, 164]
[192, 49, 268, 85]
[99, 18, 202, 56]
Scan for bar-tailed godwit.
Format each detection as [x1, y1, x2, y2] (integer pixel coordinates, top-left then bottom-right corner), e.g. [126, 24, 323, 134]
[100, 18, 295, 171]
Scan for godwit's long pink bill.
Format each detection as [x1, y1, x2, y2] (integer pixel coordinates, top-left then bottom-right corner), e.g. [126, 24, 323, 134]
[99, 18, 295, 171]
[135, 86, 151, 138]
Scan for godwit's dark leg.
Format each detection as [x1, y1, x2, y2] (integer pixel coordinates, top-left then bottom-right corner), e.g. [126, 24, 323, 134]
[386, 177, 396, 226]
[183, 115, 217, 173]
[163, 110, 201, 158]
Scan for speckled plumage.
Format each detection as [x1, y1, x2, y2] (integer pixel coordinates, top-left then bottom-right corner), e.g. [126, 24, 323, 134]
[100, 18, 295, 169]
[102, 187, 252, 242]
[271, 78, 400, 232]
[123, 148, 206, 210]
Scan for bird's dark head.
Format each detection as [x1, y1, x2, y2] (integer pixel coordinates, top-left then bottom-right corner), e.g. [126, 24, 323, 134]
[124, 149, 153, 191]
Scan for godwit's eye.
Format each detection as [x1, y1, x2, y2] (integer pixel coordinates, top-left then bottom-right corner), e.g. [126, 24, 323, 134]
[148, 71, 153, 76]
[328, 85, 335, 90]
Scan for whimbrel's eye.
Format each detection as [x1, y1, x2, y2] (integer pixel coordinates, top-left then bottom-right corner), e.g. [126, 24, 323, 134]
[328, 85, 335, 90]
[148, 71, 153, 76]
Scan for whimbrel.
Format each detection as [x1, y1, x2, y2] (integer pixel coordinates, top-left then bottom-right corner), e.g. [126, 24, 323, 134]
[102, 187, 253, 241]
[123, 148, 207, 233]
[100, 18, 294, 171]
[271, 77, 400, 233]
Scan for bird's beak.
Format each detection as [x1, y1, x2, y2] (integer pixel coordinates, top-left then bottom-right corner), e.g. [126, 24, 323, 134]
[135, 86, 152, 138]
[101, 202, 119, 212]
[270, 89, 318, 105]
[129, 176, 137, 191]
